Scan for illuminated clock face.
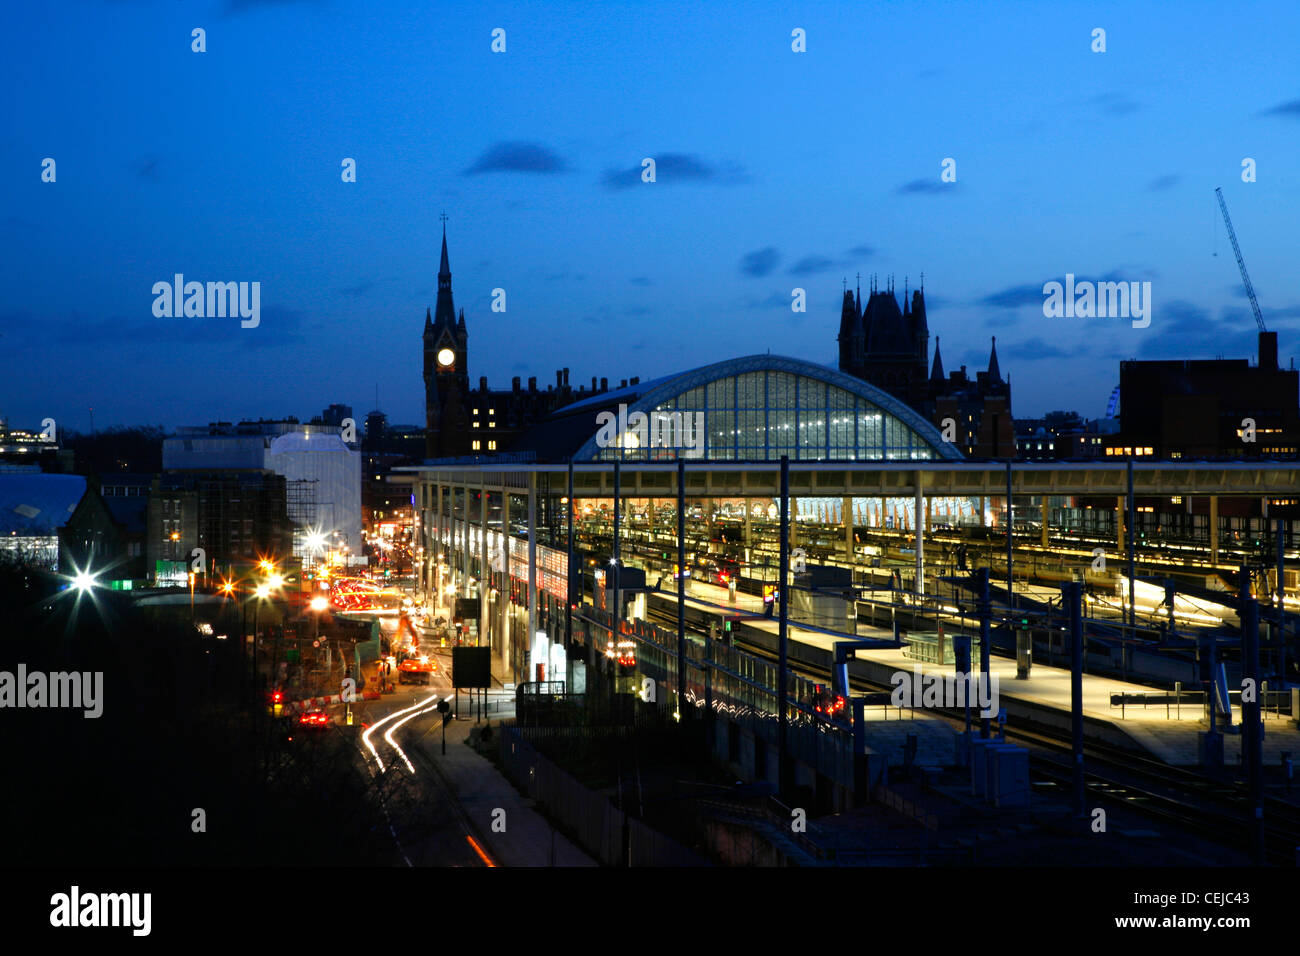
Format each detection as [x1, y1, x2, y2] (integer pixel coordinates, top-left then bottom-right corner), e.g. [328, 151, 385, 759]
[437, 348, 455, 368]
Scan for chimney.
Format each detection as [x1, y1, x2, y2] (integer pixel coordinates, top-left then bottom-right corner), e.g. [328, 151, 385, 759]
[620, 379, 627, 388]
[591, 376, 597, 391]
[563, 368, 570, 387]
[479, 376, 488, 392]
[630, 376, 639, 386]
[600, 377, 608, 391]
[556, 370, 563, 388]
[528, 376, 537, 392]
[512, 376, 521, 393]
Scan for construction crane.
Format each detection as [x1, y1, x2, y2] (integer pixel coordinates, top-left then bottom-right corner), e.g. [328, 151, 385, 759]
[1215, 186, 1267, 333]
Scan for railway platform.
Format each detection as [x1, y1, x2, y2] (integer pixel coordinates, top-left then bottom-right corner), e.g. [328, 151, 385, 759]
[652, 580, 1300, 767]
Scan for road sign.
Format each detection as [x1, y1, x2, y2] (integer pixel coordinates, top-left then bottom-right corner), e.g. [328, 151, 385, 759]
[452, 646, 491, 688]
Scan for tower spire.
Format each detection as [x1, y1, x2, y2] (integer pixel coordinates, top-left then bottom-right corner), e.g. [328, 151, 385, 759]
[987, 335, 1002, 384]
[438, 213, 450, 284]
[930, 335, 945, 382]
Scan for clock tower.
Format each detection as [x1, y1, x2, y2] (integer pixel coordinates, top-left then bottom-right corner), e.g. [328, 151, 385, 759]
[424, 219, 471, 458]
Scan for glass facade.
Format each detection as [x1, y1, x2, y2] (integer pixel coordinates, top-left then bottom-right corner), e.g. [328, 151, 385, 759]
[591, 368, 940, 462]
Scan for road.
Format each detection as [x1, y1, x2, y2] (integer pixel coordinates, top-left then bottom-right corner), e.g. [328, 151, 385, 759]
[343, 665, 492, 867]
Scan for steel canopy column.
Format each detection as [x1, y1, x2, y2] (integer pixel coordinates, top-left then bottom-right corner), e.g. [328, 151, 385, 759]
[527, 475, 538, 673]
[978, 567, 991, 739]
[1127, 458, 1137, 631]
[677, 460, 687, 719]
[461, 485, 470, 596]
[843, 495, 854, 564]
[566, 464, 574, 649]
[914, 472, 924, 597]
[778, 456, 791, 799]
[435, 483, 444, 613]
[1240, 569, 1264, 863]
[1210, 496, 1219, 567]
[501, 489, 512, 678]
[479, 481, 489, 647]
[1066, 581, 1085, 815]
[1277, 518, 1287, 681]
[612, 462, 621, 633]
[1005, 460, 1014, 612]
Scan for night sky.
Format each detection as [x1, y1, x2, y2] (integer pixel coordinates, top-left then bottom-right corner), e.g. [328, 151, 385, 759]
[4, 0, 1299, 433]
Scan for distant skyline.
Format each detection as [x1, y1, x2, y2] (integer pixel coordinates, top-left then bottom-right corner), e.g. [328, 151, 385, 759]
[4, 0, 1299, 433]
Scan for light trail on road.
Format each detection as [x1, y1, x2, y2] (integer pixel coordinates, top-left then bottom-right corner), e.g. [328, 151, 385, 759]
[362, 692, 439, 772]
[384, 696, 441, 773]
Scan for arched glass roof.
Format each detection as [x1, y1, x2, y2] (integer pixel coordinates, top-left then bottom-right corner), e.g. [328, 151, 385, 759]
[567, 355, 963, 462]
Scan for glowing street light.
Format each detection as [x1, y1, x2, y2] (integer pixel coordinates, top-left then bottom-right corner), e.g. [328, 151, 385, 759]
[73, 569, 98, 592]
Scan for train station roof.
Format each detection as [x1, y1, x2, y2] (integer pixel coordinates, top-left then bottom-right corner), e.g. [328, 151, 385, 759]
[508, 354, 962, 463]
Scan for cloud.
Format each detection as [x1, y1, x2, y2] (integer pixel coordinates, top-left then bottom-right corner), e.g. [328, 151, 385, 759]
[980, 270, 1154, 312]
[896, 179, 957, 195]
[601, 153, 746, 189]
[339, 281, 374, 298]
[6, 304, 312, 353]
[1000, 337, 1075, 360]
[1147, 174, 1181, 191]
[1091, 92, 1141, 116]
[845, 245, 875, 259]
[788, 255, 836, 276]
[744, 291, 795, 310]
[979, 283, 1045, 309]
[1259, 98, 1300, 118]
[225, 0, 326, 13]
[1136, 300, 1258, 358]
[740, 247, 779, 277]
[1263, 304, 1300, 323]
[464, 142, 569, 175]
[629, 276, 653, 287]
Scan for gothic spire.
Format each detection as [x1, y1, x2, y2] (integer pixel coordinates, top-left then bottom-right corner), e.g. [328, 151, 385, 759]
[438, 222, 451, 290]
[930, 336, 945, 382]
[432, 217, 456, 330]
[988, 335, 1002, 384]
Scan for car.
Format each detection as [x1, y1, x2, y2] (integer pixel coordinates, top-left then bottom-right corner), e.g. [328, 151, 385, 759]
[296, 710, 330, 730]
[398, 656, 435, 685]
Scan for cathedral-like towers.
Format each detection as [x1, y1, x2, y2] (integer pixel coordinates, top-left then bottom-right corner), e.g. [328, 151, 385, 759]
[424, 225, 471, 458]
[837, 275, 1013, 457]
[837, 276, 929, 405]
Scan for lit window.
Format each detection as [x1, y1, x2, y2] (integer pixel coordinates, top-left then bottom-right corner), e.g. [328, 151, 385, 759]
[488, 440, 497, 450]
[471, 440, 481, 450]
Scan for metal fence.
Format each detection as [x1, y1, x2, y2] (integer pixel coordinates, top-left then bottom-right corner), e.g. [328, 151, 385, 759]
[498, 727, 708, 867]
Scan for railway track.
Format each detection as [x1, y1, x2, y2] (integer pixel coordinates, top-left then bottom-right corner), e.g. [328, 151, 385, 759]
[644, 602, 1300, 863]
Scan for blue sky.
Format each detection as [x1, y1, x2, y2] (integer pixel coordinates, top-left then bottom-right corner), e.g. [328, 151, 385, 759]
[3, 0, 1299, 432]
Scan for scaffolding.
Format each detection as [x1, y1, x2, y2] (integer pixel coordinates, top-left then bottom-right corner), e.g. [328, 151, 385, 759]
[286, 478, 319, 562]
